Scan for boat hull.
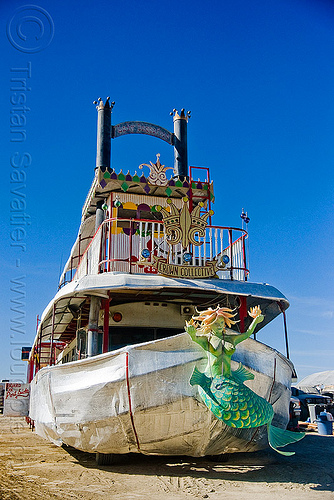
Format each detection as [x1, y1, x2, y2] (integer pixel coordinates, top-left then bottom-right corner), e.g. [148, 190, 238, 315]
[29, 333, 293, 456]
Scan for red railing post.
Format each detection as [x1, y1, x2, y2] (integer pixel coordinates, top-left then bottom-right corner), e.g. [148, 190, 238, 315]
[189, 166, 212, 224]
[49, 303, 56, 365]
[98, 224, 103, 273]
[37, 331, 42, 371]
[105, 223, 108, 272]
[129, 219, 133, 273]
[108, 219, 111, 272]
[27, 357, 34, 383]
[101, 223, 107, 273]
[228, 228, 233, 280]
[238, 295, 248, 333]
[242, 233, 248, 281]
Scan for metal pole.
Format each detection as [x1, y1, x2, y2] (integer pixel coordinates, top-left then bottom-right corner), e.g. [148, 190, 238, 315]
[282, 309, 290, 360]
[278, 302, 290, 359]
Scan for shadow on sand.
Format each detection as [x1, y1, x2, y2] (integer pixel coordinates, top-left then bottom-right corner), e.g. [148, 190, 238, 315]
[63, 433, 334, 493]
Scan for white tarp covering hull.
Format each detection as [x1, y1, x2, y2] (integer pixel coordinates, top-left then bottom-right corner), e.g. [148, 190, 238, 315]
[29, 333, 293, 456]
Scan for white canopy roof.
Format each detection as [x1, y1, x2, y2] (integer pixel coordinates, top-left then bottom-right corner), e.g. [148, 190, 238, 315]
[30, 272, 289, 354]
[297, 371, 334, 390]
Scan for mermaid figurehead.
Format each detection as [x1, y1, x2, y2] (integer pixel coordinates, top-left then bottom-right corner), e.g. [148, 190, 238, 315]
[186, 304, 305, 455]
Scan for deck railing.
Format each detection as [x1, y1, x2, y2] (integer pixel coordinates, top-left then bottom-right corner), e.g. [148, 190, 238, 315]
[59, 234, 93, 287]
[67, 218, 249, 283]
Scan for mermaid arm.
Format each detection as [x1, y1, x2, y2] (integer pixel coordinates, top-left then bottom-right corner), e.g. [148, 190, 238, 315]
[228, 314, 264, 346]
[221, 311, 264, 376]
[186, 323, 209, 351]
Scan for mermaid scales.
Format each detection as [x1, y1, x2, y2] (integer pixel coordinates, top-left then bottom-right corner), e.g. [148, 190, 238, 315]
[190, 364, 274, 428]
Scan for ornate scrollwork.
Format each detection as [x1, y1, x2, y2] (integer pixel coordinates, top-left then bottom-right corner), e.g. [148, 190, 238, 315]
[139, 154, 174, 187]
[156, 197, 214, 249]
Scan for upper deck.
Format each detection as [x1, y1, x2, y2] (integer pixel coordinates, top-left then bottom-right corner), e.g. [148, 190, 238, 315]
[59, 164, 249, 288]
[58, 102, 250, 287]
[60, 217, 248, 286]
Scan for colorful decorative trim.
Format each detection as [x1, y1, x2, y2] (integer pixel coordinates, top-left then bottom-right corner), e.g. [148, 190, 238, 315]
[98, 167, 214, 201]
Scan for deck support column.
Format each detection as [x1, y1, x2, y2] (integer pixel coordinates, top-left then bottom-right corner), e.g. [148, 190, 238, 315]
[95, 200, 105, 231]
[87, 296, 101, 357]
[102, 298, 109, 353]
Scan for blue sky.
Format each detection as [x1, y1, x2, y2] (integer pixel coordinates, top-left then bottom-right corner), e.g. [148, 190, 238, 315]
[1, 0, 333, 382]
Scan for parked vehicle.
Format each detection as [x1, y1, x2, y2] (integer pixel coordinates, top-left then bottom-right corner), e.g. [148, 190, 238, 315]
[322, 392, 334, 403]
[291, 387, 331, 421]
[287, 395, 301, 431]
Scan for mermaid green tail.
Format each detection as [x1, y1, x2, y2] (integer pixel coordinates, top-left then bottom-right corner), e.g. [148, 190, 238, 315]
[190, 365, 274, 427]
[190, 365, 305, 455]
[267, 424, 305, 456]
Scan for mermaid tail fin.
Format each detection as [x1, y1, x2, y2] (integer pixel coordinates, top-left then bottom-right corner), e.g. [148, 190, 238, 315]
[190, 367, 222, 407]
[190, 367, 211, 391]
[268, 424, 305, 456]
[232, 363, 254, 384]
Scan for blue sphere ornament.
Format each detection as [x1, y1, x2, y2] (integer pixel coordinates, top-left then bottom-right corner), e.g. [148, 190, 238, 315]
[222, 255, 230, 264]
[183, 252, 192, 263]
[141, 248, 150, 259]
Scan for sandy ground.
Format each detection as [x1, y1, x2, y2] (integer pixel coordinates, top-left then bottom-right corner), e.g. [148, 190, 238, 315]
[0, 416, 333, 500]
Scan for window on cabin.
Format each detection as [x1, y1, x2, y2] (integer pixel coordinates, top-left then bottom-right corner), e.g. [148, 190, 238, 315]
[117, 205, 163, 222]
[108, 327, 183, 350]
[117, 208, 137, 220]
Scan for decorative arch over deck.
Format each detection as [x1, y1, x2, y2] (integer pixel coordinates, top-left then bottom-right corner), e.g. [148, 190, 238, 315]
[94, 98, 189, 178]
[111, 121, 174, 145]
